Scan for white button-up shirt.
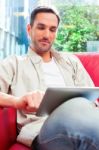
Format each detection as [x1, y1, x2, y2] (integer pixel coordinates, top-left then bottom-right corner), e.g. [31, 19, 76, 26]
[0, 47, 94, 146]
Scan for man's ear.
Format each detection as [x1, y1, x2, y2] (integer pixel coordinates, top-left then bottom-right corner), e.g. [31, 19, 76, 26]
[27, 24, 31, 37]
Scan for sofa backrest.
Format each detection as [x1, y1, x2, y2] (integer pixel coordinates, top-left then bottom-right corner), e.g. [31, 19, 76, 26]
[75, 53, 99, 87]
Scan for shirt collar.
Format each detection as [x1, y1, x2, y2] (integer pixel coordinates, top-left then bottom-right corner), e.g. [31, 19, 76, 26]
[27, 46, 62, 64]
[27, 47, 42, 64]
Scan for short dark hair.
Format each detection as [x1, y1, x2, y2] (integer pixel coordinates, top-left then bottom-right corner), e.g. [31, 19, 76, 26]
[30, 6, 60, 26]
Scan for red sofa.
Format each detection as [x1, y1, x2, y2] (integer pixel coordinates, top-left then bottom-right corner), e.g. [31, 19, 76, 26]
[0, 52, 99, 150]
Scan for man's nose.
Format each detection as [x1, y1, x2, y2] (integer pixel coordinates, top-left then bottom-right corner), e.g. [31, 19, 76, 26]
[44, 29, 50, 38]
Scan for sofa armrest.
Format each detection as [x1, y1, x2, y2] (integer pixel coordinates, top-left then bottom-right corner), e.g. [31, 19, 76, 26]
[0, 107, 17, 150]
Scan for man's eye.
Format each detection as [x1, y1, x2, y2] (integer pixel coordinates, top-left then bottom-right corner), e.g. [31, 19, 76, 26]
[37, 26, 45, 30]
[50, 28, 57, 32]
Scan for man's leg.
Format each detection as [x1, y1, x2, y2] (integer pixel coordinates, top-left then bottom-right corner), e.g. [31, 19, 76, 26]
[34, 97, 99, 150]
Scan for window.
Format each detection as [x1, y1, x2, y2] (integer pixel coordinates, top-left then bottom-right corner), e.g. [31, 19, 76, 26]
[0, 0, 99, 59]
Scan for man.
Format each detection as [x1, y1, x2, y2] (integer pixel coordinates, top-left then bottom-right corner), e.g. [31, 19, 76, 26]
[0, 6, 99, 150]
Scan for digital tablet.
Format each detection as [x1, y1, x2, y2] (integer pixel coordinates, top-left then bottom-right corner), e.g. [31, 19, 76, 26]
[36, 87, 99, 116]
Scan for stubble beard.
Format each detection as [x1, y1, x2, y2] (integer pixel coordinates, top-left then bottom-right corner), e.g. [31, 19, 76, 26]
[34, 41, 53, 54]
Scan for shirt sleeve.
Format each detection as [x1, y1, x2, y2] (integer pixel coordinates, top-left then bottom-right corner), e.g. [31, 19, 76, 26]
[0, 56, 16, 93]
[70, 55, 95, 87]
[69, 55, 99, 105]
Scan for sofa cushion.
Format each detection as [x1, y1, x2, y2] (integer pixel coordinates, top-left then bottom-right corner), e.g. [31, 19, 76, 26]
[9, 143, 30, 150]
[0, 107, 16, 150]
[76, 53, 99, 86]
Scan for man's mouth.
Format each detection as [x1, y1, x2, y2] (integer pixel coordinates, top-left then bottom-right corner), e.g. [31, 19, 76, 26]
[39, 40, 50, 45]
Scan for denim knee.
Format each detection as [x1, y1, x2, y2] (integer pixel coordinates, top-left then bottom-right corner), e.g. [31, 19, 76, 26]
[37, 97, 99, 150]
[37, 133, 98, 150]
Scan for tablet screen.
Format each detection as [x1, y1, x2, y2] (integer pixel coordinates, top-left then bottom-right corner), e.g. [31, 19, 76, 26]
[36, 87, 99, 116]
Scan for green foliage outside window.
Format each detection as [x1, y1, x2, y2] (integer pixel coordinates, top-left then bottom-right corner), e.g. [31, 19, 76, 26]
[54, 5, 99, 52]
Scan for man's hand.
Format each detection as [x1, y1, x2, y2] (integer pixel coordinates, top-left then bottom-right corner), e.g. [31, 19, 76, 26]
[14, 91, 44, 113]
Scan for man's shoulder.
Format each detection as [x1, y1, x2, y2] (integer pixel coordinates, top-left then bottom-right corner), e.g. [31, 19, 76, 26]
[59, 51, 80, 64]
[0, 54, 28, 67]
[2, 54, 27, 61]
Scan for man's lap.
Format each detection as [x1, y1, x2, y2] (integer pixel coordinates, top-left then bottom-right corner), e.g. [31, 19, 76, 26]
[36, 97, 99, 150]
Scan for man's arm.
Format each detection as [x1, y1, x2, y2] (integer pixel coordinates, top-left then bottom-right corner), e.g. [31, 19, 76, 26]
[72, 55, 94, 87]
[0, 92, 18, 108]
[0, 91, 44, 112]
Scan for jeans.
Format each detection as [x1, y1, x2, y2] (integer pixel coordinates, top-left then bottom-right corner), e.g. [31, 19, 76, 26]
[33, 97, 99, 150]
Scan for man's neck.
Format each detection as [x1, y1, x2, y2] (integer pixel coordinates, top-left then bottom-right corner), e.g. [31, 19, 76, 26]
[38, 51, 52, 62]
[30, 46, 52, 62]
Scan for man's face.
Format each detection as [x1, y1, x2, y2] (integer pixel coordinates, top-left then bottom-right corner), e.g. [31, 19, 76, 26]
[27, 12, 59, 54]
